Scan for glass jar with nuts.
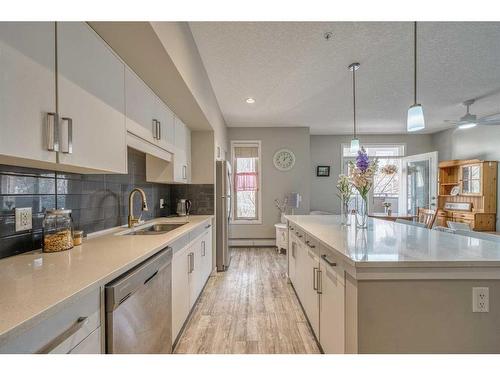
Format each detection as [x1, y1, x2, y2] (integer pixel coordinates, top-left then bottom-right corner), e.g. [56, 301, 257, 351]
[42, 209, 74, 253]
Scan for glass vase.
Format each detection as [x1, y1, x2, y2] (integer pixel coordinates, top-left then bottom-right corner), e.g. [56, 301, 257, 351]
[341, 199, 351, 226]
[356, 196, 368, 229]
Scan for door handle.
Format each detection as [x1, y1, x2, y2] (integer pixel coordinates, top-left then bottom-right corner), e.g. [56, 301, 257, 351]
[317, 269, 322, 294]
[152, 119, 158, 139]
[143, 270, 159, 285]
[36, 316, 89, 354]
[46, 112, 59, 152]
[321, 254, 337, 267]
[313, 267, 318, 291]
[60, 117, 73, 154]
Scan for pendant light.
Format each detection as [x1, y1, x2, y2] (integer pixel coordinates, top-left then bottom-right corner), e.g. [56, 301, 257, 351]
[407, 21, 425, 132]
[349, 62, 361, 153]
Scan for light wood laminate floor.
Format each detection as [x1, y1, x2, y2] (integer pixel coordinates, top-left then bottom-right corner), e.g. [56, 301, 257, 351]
[174, 247, 321, 354]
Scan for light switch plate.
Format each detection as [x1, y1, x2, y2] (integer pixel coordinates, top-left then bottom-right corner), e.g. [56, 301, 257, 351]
[15, 207, 32, 232]
[473, 287, 489, 313]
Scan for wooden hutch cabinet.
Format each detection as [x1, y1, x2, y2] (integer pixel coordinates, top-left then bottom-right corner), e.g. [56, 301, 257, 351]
[437, 159, 497, 231]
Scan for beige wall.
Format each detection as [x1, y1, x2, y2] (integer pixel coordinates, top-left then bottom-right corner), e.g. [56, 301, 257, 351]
[310, 134, 435, 214]
[432, 127, 500, 228]
[229, 127, 310, 239]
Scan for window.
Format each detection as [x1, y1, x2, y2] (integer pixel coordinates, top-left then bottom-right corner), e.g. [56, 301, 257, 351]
[342, 144, 405, 214]
[231, 141, 262, 223]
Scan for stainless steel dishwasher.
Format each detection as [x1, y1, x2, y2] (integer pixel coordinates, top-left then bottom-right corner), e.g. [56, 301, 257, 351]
[105, 247, 172, 353]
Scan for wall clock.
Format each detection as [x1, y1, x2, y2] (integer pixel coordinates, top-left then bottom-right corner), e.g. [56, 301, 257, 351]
[273, 149, 296, 171]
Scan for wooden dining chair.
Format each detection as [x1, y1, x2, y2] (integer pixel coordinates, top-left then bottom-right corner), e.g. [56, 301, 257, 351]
[417, 208, 438, 229]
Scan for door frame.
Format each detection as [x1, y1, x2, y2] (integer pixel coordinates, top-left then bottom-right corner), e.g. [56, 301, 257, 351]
[400, 151, 439, 215]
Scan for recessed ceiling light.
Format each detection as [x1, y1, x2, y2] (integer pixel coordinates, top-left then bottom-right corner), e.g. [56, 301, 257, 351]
[246, 97, 255, 104]
[324, 31, 334, 41]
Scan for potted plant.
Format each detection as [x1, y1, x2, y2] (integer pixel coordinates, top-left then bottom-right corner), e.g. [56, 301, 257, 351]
[336, 174, 353, 226]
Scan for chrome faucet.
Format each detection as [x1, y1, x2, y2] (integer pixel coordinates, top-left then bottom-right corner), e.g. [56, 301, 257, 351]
[128, 188, 149, 228]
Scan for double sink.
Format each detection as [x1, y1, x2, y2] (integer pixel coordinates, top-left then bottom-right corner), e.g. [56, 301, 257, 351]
[119, 222, 187, 236]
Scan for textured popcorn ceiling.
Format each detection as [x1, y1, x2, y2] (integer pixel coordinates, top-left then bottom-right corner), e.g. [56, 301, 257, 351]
[189, 22, 500, 134]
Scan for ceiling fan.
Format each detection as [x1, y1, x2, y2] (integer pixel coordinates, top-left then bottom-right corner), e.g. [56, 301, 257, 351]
[445, 99, 500, 129]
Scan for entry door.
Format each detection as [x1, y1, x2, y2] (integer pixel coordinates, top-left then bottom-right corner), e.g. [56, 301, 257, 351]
[401, 151, 438, 215]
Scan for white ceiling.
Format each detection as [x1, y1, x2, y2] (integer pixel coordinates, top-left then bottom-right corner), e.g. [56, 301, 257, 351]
[189, 22, 500, 135]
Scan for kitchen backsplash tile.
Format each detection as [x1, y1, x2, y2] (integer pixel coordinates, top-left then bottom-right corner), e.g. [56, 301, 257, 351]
[0, 148, 214, 259]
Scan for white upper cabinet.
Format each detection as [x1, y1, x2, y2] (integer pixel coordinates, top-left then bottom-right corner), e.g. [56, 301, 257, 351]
[125, 67, 157, 145]
[155, 98, 175, 149]
[56, 22, 126, 174]
[173, 117, 191, 183]
[0, 22, 57, 165]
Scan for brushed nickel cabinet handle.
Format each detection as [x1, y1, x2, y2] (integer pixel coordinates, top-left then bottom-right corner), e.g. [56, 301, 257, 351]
[36, 316, 88, 354]
[152, 119, 158, 139]
[201, 241, 206, 256]
[313, 267, 318, 291]
[205, 224, 211, 229]
[60, 117, 73, 154]
[317, 269, 323, 294]
[157, 121, 161, 140]
[321, 254, 337, 267]
[46, 112, 59, 152]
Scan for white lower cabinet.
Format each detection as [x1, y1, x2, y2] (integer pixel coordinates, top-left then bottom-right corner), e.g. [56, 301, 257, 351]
[319, 254, 345, 354]
[172, 244, 191, 340]
[0, 288, 102, 354]
[288, 226, 346, 354]
[171, 223, 213, 341]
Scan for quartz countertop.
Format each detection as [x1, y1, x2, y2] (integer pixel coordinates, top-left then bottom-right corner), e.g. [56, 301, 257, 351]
[285, 215, 500, 268]
[0, 215, 213, 346]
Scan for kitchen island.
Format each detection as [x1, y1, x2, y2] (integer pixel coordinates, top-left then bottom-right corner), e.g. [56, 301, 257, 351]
[286, 215, 500, 354]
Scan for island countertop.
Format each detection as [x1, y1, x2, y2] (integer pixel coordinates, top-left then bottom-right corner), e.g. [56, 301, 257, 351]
[0, 215, 213, 347]
[285, 215, 500, 272]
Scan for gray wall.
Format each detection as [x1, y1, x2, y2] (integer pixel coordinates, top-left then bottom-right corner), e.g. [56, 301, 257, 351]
[228, 127, 310, 239]
[310, 134, 434, 214]
[432, 127, 500, 228]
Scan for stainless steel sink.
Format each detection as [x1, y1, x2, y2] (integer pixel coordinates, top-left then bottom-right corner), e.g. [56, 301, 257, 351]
[125, 223, 187, 235]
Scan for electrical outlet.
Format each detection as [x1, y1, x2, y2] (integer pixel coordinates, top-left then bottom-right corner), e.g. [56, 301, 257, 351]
[473, 287, 489, 313]
[15, 207, 32, 232]
[160, 198, 165, 209]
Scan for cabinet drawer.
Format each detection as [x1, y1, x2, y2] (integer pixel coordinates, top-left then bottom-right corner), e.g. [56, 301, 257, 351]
[68, 327, 101, 354]
[293, 227, 305, 242]
[319, 246, 345, 286]
[0, 288, 100, 354]
[170, 234, 190, 255]
[305, 234, 319, 251]
[190, 222, 212, 242]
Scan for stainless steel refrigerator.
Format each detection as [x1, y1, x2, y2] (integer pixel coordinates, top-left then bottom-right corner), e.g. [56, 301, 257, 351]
[216, 160, 232, 271]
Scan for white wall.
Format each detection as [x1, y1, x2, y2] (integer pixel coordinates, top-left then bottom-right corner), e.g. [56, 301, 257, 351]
[310, 134, 435, 214]
[228, 127, 310, 239]
[432, 126, 500, 228]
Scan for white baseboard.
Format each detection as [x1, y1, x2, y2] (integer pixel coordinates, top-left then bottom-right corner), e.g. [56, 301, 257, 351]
[229, 238, 276, 247]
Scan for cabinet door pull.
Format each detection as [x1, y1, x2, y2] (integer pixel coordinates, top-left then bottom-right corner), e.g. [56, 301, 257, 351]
[321, 254, 337, 267]
[291, 243, 296, 258]
[183, 165, 187, 179]
[36, 316, 89, 354]
[317, 269, 323, 294]
[157, 121, 161, 140]
[201, 241, 206, 256]
[205, 224, 211, 229]
[152, 119, 158, 139]
[46, 112, 59, 152]
[313, 267, 318, 291]
[60, 117, 73, 154]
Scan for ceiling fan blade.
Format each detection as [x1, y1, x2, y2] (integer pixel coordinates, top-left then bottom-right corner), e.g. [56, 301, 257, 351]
[478, 119, 500, 126]
[478, 113, 500, 122]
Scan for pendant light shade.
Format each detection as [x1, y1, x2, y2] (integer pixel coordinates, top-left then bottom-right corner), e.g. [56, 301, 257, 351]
[407, 104, 425, 132]
[349, 62, 360, 153]
[407, 22, 425, 132]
